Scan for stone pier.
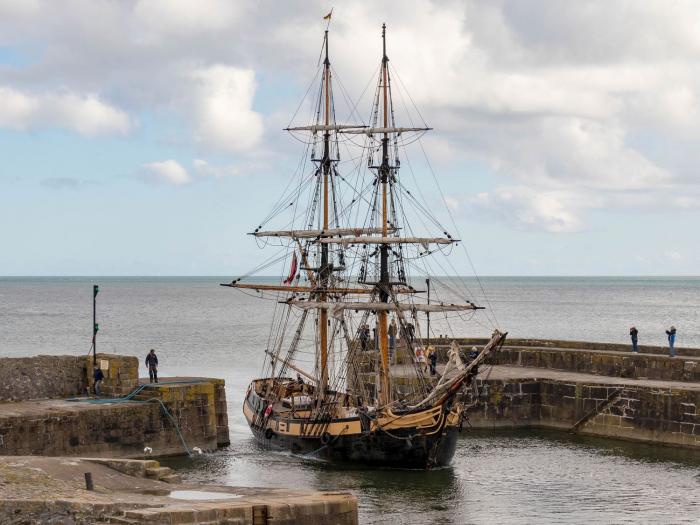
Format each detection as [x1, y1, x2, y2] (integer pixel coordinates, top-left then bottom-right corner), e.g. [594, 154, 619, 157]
[355, 338, 700, 449]
[0, 353, 230, 458]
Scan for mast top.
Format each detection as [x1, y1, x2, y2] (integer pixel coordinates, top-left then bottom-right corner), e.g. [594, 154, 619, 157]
[382, 23, 387, 62]
[324, 29, 330, 66]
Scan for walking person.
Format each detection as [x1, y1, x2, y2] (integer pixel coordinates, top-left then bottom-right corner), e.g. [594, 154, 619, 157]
[629, 326, 639, 353]
[93, 365, 104, 396]
[145, 348, 159, 383]
[665, 326, 677, 357]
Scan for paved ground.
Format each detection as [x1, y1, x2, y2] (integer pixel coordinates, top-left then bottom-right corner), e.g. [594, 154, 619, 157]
[499, 344, 700, 361]
[0, 397, 140, 418]
[479, 365, 700, 391]
[387, 362, 700, 391]
[0, 456, 357, 524]
[0, 377, 210, 419]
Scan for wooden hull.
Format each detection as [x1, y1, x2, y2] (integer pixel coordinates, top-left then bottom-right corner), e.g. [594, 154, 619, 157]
[243, 379, 461, 469]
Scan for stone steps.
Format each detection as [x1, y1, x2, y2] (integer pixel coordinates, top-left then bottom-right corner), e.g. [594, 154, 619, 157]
[121, 507, 240, 524]
[145, 465, 181, 483]
[160, 473, 183, 483]
[105, 516, 142, 524]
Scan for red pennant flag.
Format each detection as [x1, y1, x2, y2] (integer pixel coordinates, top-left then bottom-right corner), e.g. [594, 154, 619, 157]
[283, 252, 298, 285]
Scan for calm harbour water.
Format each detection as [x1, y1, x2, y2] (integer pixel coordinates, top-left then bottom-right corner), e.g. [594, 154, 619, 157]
[0, 276, 698, 524]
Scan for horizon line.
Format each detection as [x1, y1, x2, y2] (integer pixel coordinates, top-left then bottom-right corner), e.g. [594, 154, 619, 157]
[2, 274, 699, 279]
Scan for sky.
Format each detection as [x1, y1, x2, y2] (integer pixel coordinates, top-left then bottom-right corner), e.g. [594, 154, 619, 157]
[1, 0, 699, 276]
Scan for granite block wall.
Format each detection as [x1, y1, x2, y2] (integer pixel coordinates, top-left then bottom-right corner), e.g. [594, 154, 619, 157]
[488, 348, 700, 382]
[465, 378, 700, 448]
[450, 337, 700, 357]
[0, 353, 230, 457]
[0, 356, 87, 401]
[86, 353, 139, 396]
[0, 380, 230, 458]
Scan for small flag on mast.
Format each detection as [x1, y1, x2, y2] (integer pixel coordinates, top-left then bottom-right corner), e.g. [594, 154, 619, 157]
[283, 252, 298, 285]
[323, 9, 333, 20]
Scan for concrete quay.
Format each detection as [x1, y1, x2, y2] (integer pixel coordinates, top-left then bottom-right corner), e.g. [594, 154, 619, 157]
[0, 456, 358, 524]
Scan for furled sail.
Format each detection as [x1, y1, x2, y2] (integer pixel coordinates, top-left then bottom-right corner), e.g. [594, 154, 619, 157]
[221, 283, 376, 294]
[340, 126, 431, 135]
[286, 300, 482, 318]
[285, 124, 367, 132]
[222, 282, 419, 295]
[318, 236, 456, 248]
[251, 227, 395, 239]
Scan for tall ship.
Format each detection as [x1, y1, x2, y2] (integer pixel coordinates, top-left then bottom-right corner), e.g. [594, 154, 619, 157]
[223, 23, 506, 469]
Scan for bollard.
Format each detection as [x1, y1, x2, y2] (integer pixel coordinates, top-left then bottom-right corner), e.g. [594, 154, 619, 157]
[84, 472, 94, 491]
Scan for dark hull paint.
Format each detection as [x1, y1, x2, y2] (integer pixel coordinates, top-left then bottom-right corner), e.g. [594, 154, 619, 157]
[247, 420, 459, 469]
[244, 379, 461, 469]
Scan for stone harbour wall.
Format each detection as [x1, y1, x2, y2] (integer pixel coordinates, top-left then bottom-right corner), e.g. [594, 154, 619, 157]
[488, 347, 700, 382]
[0, 355, 88, 402]
[466, 379, 700, 448]
[0, 380, 230, 458]
[0, 353, 141, 402]
[449, 337, 700, 357]
[0, 352, 230, 458]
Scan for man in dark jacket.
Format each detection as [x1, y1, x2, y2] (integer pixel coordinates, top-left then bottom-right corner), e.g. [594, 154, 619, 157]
[145, 349, 159, 383]
[629, 326, 639, 353]
[93, 366, 104, 396]
[665, 326, 676, 357]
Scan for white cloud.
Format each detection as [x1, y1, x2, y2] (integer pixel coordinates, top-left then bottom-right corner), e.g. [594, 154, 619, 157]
[141, 160, 192, 186]
[664, 250, 683, 262]
[190, 66, 263, 153]
[192, 159, 241, 178]
[472, 187, 596, 233]
[485, 117, 671, 192]
[0, 0, 39, 19]
[443, 196, 460, 212]
[134, 0, 243, 38]
[2, 0, 700, 228]
[0, 86, 131, 136]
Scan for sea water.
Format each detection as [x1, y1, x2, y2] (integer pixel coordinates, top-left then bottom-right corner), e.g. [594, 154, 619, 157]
[0, 276, 698, 523]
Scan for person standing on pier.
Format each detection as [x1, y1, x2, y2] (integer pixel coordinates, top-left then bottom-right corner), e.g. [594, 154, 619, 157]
[665, 326, 677, 357]
[93, 365, 104, 396]
[629, 326, 639, 353]
[145, 349, 159, 383]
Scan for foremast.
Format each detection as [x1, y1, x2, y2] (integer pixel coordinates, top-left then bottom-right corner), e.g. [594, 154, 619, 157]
[319, 30, 331, 395]
[377, 23, 391, 405]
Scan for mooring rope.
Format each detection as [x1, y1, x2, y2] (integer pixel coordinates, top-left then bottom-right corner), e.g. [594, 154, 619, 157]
[66, 380, 211, 457]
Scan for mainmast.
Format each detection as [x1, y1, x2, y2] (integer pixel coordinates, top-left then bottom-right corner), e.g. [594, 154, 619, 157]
[319, 30, 331, 395]
[377, 23, 391, 405]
